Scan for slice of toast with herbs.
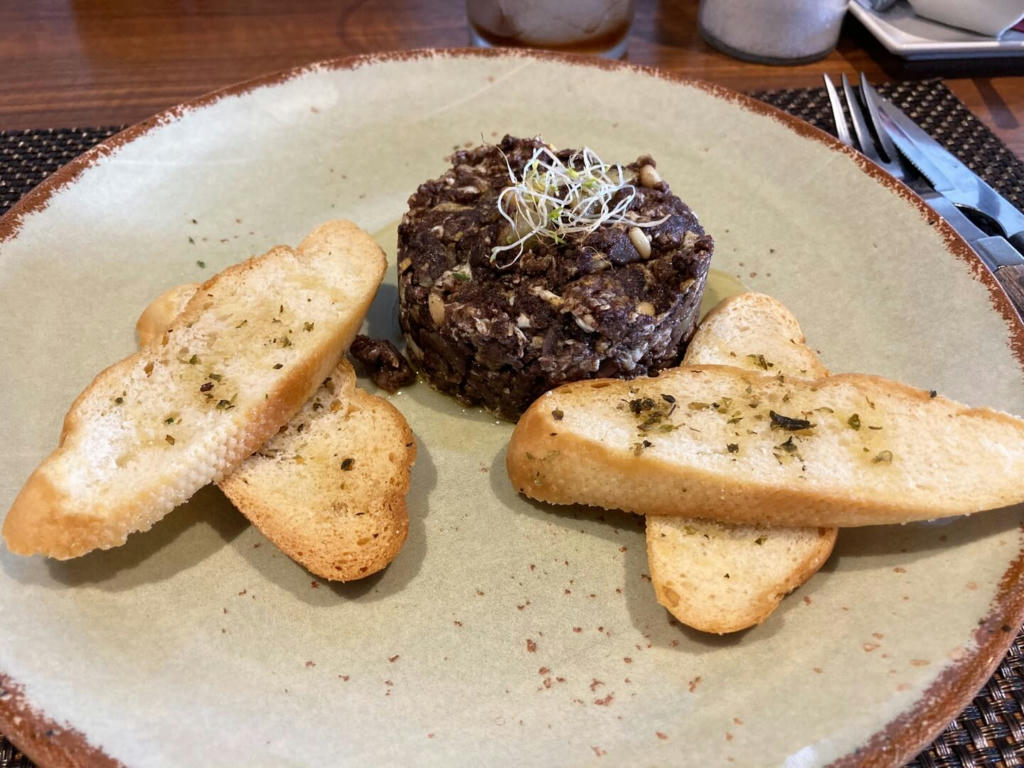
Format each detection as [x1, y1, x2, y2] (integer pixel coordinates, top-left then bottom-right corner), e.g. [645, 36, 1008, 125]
[507, 316, 1024, 528]
[217, 359, 414, 581]
[3, 220, 386, 559]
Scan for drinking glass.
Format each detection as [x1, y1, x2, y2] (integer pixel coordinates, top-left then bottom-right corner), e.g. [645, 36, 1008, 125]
[467, 0, 636, 59]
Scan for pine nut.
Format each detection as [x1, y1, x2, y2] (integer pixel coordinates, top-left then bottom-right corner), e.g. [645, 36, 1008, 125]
[629, 226, 652, 258]
[639, 164, 662, 188]
[428, 291, 446, 325]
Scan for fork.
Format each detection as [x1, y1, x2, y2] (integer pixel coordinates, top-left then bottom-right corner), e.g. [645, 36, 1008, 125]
[824, 73, 925, 191]
[823, 72, 995, 241]
[824, 72, 1009, 230]
[825, 73, 1024, 320]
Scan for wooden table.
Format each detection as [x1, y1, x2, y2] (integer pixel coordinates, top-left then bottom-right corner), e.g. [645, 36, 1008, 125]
[0, 0, 1022, 159]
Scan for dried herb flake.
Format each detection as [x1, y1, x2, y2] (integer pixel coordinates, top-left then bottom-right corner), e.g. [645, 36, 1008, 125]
[770, 410, 813, 431]
[778, 436, 798, 453]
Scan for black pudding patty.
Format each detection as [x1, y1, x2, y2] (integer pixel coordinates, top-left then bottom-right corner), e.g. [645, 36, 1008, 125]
[397, 135, 713, 421]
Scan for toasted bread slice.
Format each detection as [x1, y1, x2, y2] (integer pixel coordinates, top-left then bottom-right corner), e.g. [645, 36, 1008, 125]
[646, 518, 836, 633]
[647, 293, 836, 633]
[138, 285, 414, 581]
[507, 366, 1024, 527]
[218, 359, 413, 581]
[683, 293, 829, 379]
[3, 220, 386, 559]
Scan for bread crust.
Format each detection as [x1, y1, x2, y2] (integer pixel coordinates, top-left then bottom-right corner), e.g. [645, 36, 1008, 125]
[3, 220, 386, 559]
[508, 366, 1024, 527]
[135, 282, 198, 347]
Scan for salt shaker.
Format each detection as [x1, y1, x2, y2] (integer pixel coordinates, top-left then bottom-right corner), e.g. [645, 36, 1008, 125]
[698, 0, 849, 65]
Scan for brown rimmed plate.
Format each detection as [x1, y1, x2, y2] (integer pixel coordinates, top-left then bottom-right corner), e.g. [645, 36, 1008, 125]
[1, 49, 1023, 767]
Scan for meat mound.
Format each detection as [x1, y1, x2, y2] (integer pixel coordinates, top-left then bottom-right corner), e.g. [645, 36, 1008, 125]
[397, 135, 713, 421]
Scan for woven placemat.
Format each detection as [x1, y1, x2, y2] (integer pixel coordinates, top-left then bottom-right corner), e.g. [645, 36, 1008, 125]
[0, 79, 1022, 768]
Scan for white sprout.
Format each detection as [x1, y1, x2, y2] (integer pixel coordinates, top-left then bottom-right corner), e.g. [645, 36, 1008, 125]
[490, 145, 670, 268]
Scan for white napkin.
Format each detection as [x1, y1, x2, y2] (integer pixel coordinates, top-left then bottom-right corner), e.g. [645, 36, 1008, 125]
[907, 0, 1024, 37]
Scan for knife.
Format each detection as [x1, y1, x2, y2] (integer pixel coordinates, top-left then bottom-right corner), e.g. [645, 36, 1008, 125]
[876, 98, 1024, 256]
[874, 99, 1024, 320]
[918, 191, 1024, 321]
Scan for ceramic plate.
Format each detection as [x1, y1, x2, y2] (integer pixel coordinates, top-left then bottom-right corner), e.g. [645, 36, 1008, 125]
[1, 50, 1023, 768]
[850, 1, 1024, 59]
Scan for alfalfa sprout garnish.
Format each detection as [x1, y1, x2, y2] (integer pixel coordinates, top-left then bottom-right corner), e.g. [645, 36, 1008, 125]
[490, 145, 669, 268]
